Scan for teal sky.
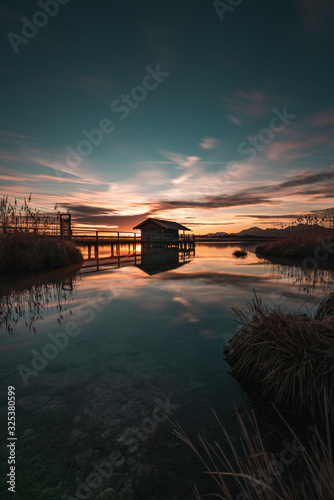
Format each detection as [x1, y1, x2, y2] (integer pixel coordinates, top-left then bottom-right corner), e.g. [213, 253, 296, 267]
[1, 0, 334, 233]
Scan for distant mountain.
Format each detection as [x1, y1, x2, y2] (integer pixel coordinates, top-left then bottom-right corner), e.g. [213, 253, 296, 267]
[235, 227, 280, 237]
[205, 224, 334, 238]
[206, 231, 228, 237]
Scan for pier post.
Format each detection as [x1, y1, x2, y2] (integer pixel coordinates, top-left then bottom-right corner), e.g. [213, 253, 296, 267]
[95, 231, 99, 259]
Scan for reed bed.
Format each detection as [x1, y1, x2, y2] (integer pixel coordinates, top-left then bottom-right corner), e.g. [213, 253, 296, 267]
[257, 213, 334, 260]
[174, 403, 334, 499]
[0, 232, 83, 274]
[256, 233, 334, 260]
[0, 195, 83, 273]
[223, 294, 334, 424]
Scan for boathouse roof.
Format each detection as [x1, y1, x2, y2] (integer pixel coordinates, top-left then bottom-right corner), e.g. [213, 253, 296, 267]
[133, 218, 191, 232]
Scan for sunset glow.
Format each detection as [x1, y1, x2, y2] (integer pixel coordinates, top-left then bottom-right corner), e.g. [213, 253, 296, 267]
[1, 1, 334, 233]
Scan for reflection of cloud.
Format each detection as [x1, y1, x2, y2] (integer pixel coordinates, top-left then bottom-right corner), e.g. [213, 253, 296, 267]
[164, 312, 200, 326]
[173, 296, 190, 306]
[160, 271, 271, 287]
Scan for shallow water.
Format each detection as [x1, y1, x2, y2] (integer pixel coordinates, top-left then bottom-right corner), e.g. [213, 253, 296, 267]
[0, 243, 333, 499]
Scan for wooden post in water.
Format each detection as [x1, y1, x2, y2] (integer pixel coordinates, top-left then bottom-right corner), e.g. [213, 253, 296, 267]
[95, 231, 99, 259]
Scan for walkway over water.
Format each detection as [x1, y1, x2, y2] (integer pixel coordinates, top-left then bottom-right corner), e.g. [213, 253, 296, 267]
[72, 228, 195, 250]
[0, 212, 195, 250]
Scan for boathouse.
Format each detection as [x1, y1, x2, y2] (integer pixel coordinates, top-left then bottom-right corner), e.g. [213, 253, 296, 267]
[133, 218, 194, 247]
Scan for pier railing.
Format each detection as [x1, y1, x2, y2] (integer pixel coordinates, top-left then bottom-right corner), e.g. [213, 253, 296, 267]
[0, 223, 196, 247]
[71, 228, 195, 245]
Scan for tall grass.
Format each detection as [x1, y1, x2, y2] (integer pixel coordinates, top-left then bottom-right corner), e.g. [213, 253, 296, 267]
[257, 213, 334, 260]
[0, 194, 61, 235]
[174, 402, 334, 499]
[0, 195, 82, 273]
[0, 232, 83, 274]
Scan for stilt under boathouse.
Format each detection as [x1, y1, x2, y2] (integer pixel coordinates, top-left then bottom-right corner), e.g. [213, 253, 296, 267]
[133, 218, 195, 249]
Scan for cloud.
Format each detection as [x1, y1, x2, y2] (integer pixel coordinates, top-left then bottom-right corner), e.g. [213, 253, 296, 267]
[224, 89, 269, 121]
[158, 149, 201, 169]
[310, 109, 334, 127]
[294, 0, 334, 34]
[265, 131, 331, 163]
[152, 167, 334, 211]
[238, 214, 301, 219]
[227, 115, 242, 125]
[59, 206, 150, 230]
[199, 137, 220, 150]
[60, 204, 114, 216]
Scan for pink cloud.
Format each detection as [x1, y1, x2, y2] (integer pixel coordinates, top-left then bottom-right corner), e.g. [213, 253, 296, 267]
[227, 115, 242, 125]
[0, 150, 23, 162]
[0, 130, 32, 140]
[266, 135, 330, 162]
[224, 89, 269, 120]
[294, 0, 334, 34]
[310, 109, 334, 127]
[199, 137, 220, 150]
[0, 8, 22, 24]
[266, 141, 308, 162]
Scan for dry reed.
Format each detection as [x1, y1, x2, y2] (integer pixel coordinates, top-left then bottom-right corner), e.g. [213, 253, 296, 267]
[223, 293, 334, 423]
[174, 402, 334, 499]
[0, 232, 83, 274]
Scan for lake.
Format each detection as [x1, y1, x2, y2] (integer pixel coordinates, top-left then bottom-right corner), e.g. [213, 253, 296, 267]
[0, 242, 333, 499]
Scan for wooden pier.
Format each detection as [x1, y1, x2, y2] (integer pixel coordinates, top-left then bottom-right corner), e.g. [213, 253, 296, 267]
[0, 214, 196, 253]
[71, 228, 195, 256]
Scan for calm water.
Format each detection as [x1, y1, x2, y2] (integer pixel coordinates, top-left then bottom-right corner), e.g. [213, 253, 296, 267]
[0, 243, 333, 499]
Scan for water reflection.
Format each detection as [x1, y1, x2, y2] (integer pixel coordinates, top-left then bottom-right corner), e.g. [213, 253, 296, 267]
[1, 243, 334, 499]
[136, 247, 194, 275]
[269, 262, 334, 294]
[0, 264, 80, 334]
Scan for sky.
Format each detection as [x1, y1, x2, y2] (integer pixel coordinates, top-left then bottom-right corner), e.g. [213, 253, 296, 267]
[1, 0, 334, 234]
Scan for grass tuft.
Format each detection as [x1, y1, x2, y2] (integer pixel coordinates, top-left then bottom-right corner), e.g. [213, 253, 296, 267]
[174, 403, 334, 499]
[223, 293, 334, 423]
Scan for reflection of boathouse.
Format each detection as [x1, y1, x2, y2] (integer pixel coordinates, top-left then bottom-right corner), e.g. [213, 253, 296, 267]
[133, 218, 195, 249]
[136, 247, 193, 276]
